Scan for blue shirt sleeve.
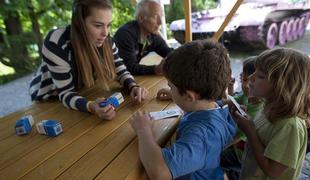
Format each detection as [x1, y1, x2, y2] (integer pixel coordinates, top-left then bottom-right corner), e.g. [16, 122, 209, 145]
[161, 130, 207, 178]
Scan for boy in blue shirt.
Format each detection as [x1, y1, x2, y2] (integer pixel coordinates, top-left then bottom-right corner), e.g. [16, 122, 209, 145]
[130, 40, 236, 179]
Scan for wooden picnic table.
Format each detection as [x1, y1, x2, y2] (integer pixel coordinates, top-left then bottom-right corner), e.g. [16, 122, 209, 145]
[0, 55, 180, 179]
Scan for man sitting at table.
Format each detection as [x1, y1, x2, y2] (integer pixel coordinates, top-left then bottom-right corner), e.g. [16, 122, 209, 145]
[130, 40, 236, 179]
[114, 0, 173, 75]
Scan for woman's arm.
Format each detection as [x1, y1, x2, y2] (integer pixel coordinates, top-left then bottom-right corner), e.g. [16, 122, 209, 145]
[112, 41, 137, 90]
[42, 29, 88, 112]
[112, 41, 148, 103]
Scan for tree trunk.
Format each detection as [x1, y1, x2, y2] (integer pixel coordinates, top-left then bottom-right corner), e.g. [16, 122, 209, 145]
[27, 1, 43, 58]
[0, 0, 33, 74]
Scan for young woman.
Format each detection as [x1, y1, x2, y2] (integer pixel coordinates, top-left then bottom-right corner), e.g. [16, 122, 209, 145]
[233, 48, 310, 179]
[29, 0, 148, 120]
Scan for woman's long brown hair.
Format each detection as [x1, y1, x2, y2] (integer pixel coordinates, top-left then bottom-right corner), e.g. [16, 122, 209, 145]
[71, 0, 116, 90]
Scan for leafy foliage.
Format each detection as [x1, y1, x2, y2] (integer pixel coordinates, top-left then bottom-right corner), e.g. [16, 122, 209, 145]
[111, 0, 134, 35]
[165, 0, 217, 24]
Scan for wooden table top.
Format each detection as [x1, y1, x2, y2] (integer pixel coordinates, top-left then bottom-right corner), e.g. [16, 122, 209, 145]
[0, 75, 180, 179]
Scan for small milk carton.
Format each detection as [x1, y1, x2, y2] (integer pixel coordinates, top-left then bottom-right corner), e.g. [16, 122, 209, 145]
[36, 120, 63, 137]
[99, 92, 124, 108]
[15, 115, 34, 135]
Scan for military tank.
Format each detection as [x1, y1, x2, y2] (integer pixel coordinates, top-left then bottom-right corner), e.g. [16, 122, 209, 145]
[170, 0, 310, 49]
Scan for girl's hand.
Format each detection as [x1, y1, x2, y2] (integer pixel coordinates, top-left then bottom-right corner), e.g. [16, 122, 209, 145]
[130, 86, 148, 103]
[232, 111, 255, 136]
[129, 111, 152, 134]
[156, 88, 172, 101]
[89, 98, 116, 120]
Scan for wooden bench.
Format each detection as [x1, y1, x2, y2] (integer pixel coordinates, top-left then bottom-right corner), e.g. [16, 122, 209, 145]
[0, 55, 180, 179]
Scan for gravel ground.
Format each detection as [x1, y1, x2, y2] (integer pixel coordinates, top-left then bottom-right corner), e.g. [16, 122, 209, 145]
[0, 74, 32, 117]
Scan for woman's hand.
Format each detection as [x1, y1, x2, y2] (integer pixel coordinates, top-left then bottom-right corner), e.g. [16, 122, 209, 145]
[88, 98, 116, 120]
[130, 86, 148, 103]
[156, 88, 172, 101]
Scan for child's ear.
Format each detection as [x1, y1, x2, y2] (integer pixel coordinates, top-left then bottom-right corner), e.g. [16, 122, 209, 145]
[185, 90, 200, 102]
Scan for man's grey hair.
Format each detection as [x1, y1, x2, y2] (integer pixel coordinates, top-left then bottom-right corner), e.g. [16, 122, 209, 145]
[135, 0, 160, 19]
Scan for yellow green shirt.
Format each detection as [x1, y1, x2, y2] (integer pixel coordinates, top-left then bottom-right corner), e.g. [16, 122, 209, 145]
[240, 111, 307, 180]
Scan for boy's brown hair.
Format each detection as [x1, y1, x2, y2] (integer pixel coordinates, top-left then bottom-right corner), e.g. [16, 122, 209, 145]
[163, 40, 231, 100]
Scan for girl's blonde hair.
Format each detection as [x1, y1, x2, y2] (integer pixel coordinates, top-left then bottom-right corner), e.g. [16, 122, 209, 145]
[71, 0, 116, 90]
[255, 48, 310, 126]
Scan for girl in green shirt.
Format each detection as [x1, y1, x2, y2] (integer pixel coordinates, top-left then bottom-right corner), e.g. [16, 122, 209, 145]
[233, 48, 310, 180]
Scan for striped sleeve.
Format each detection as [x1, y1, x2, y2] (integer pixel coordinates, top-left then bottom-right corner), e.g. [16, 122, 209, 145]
[112, 41, 137, 90]
[42, 29, 88, 112]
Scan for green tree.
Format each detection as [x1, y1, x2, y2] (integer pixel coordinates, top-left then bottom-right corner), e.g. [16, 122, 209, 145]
[111, 0, 134, 35]
[0, 0, 34, 75]
[0, 0, 72, 78]
[165, 0, 217, 24]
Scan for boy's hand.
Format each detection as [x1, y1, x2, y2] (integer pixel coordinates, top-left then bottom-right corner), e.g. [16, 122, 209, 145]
[156, 88, 172, 101]
[130, 86, 149, 103]
[232, 111, 255, 136]
[130, 111, 152, 134]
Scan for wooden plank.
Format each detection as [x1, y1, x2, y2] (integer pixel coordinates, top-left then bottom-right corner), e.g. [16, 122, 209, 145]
[125, 164, 149, 180]
[56, 87, 171, 180]
[184, 0, 192, 42]
[80, 75, 149, 99]
[212, 0, 244, 41]
[0, 75, 158, 152]
[0, 102, 60, 140]
[57, 122, 137, 180]
[0, 75, 148, 139]
[95, 103, 180, 180]
[0, 83, 124, 156]
[19, 79, 167, 179]
[0, 76, 163, 179]
[0, 106, 90, 169]
[0, 76, 160, 156]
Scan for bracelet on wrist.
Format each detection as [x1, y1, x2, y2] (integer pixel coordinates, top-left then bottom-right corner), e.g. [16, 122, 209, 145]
[87, 101, 95, 113]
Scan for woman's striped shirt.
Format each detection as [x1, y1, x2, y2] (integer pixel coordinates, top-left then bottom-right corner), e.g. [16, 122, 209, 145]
[29, 26, 136, 112]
